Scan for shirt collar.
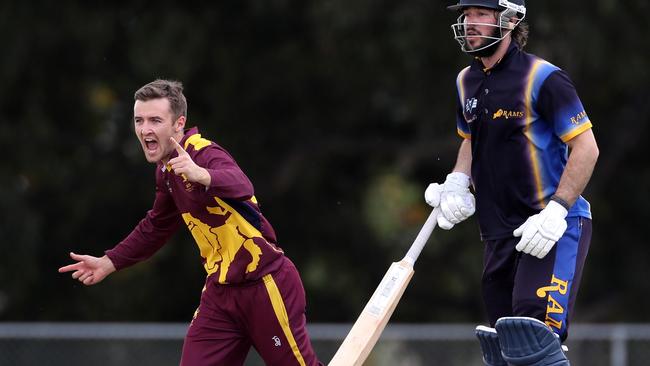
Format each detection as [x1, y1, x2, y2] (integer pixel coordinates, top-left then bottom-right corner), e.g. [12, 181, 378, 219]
[180, 126, 199, 147]
[472, 41, 519, 74]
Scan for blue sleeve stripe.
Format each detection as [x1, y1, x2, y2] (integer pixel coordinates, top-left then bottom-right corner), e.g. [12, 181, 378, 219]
[524, 60, 558, 208]
[530, 60, 559, 105]
[456, 66, 471, 104]
[525, 60, 546, 208]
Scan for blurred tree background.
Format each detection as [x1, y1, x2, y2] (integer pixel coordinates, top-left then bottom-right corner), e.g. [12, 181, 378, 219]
[0, 0, 648, 326]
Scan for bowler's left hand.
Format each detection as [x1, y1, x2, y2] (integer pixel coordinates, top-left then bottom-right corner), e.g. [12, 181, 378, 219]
[513, 200, 568, 259]
[168, 137, 211, 186]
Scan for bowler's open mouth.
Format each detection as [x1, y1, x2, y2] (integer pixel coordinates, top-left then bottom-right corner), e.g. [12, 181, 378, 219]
[144, 137, 159, 151]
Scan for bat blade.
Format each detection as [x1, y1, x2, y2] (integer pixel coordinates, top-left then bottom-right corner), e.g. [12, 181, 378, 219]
[328, 260, 414, 366]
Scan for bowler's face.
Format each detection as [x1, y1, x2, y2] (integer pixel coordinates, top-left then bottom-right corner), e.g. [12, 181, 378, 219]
[133, 98, 181, 163]
[463, 7, 498, 50]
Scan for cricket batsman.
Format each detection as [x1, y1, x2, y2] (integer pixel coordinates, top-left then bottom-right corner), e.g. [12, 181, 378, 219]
[424, 1, 599, 364]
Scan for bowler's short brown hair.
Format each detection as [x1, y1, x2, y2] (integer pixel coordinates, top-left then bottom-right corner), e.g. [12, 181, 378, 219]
[134, 79, 187, 121]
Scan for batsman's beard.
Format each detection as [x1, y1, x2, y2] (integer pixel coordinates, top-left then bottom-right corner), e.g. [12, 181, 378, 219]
[466, 26, 503, 58]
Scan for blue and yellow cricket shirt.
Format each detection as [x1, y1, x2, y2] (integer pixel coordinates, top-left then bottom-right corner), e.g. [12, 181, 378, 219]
[455, 43, 593, 240]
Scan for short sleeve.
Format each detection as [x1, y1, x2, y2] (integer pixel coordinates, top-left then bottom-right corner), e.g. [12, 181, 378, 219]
[537, 70, 592, 142]
[456, 67, 472, 140]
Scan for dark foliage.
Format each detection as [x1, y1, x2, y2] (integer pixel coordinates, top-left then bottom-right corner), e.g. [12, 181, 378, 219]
[1, 1, 648, 323]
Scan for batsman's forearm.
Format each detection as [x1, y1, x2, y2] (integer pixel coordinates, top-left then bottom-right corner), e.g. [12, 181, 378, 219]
[453, 139, 473, 177]
[555, 130, 599, 206]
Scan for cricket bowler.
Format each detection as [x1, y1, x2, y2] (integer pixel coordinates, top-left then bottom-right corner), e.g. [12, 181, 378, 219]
[59, 79, 323, 366]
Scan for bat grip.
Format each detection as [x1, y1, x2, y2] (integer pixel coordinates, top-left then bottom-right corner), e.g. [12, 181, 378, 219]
[403, 207, 440, 266]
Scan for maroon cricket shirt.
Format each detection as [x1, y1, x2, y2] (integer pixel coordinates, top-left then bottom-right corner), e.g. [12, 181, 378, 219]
[106, 127, 285, 284]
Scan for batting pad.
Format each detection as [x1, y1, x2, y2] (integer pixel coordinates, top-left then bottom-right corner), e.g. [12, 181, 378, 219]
[475, 325, 507, 366]
[495, 317, 569, 366]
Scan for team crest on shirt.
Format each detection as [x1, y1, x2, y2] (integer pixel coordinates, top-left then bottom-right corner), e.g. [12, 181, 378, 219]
[465, 98, 478, 113]
[492, 108, 524, 120]
[464, 98, 478, 123]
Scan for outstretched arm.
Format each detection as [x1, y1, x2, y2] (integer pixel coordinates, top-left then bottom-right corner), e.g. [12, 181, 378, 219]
[58, 252, 116, 286]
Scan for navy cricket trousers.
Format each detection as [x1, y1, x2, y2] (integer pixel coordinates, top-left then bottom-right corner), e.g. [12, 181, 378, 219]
[481, 217, 591, 341]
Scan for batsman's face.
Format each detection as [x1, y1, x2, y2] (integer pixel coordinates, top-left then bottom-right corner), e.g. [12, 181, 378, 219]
[134, 98, 185, 163]
[462, 7, 499, 49]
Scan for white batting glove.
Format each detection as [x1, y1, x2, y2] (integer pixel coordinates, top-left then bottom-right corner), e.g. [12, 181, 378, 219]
[424, 172, 475, 230]
[513, 200, 568, 259]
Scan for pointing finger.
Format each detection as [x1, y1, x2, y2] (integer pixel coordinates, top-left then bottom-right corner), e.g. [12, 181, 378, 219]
[170, 137, 186, 155]
[58, 263, 82, 273]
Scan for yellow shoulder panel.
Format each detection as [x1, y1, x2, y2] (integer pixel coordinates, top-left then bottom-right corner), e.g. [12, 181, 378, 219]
[184, 134, 212, 151]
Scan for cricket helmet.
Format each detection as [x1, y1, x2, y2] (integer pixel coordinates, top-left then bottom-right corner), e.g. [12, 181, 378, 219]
[447, 0, 526, 13]
[448, 0, 526, 55]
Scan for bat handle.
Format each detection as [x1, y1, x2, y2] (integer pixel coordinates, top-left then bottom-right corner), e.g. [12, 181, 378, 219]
[403, 207, 440, 266]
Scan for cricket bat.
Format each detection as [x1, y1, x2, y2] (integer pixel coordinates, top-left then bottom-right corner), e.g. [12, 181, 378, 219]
[328, 207, 440, 366]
